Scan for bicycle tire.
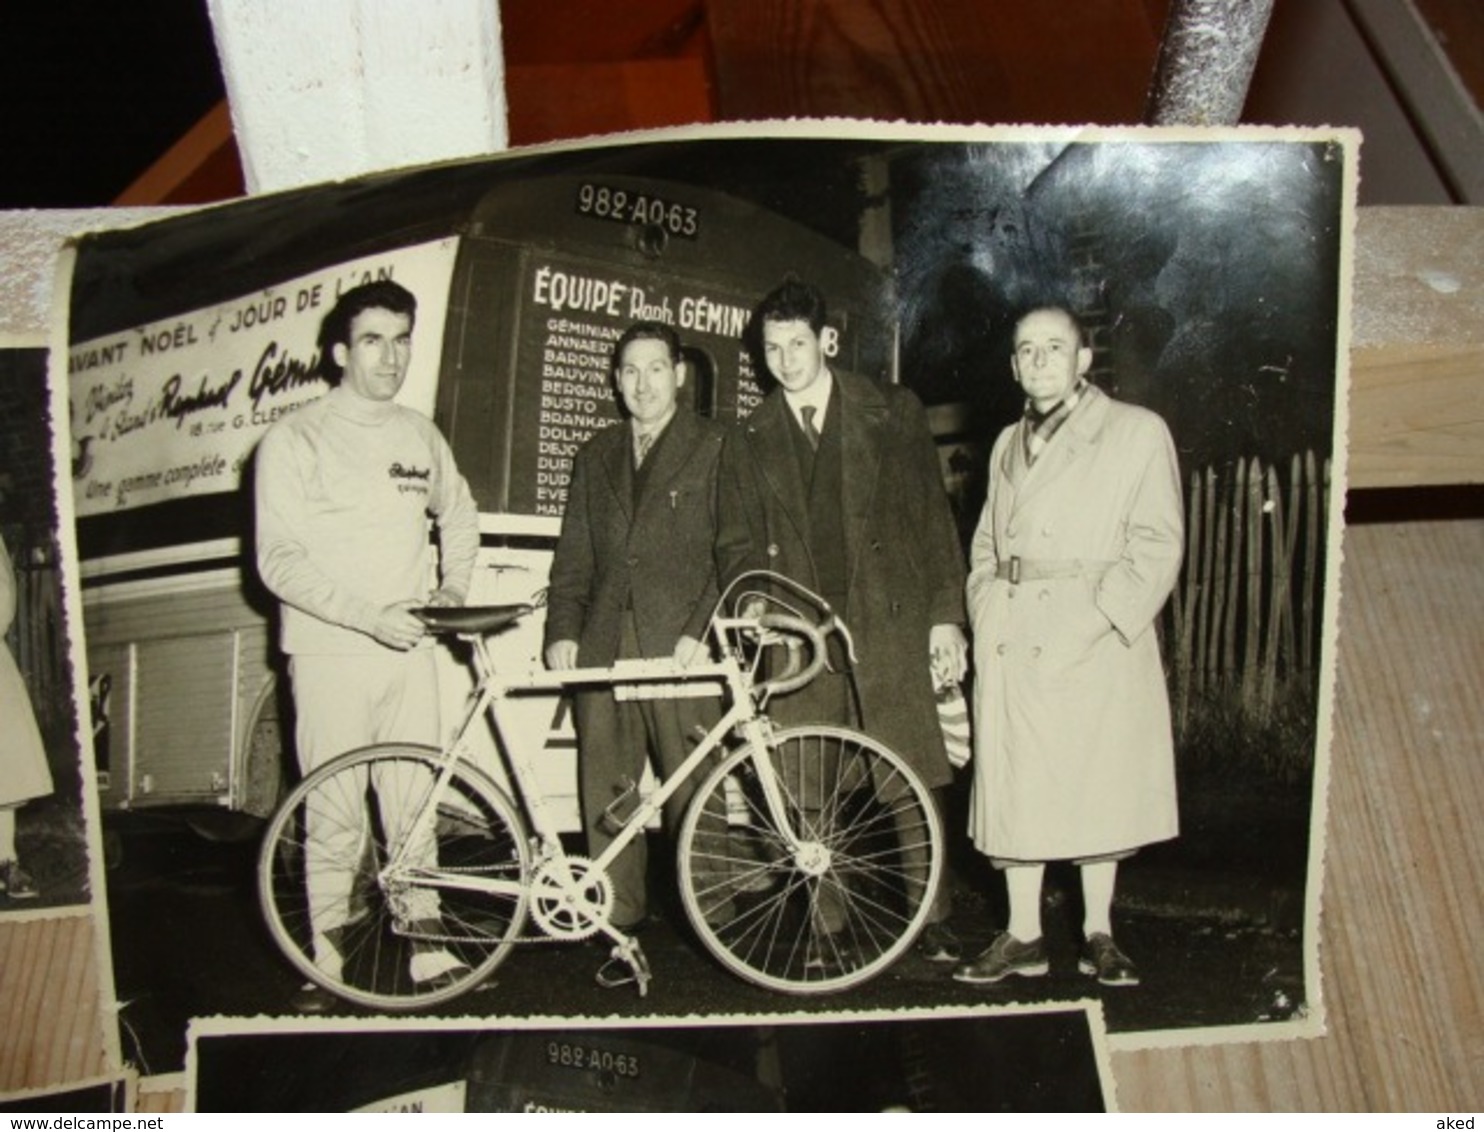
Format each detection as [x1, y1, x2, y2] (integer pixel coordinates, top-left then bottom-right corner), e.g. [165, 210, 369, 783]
[258, 742, 530, 1011]
[676, 725, 942, 994]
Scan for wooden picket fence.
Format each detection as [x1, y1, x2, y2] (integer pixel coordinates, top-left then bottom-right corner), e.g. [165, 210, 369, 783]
[1165, 451, 1330, 731]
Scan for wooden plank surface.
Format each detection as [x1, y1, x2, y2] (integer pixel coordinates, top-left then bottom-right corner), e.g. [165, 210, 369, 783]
[1348, 207, 1484, 488]
[0, 915, 112, 1094]
[1115, 515, 1484, 1110]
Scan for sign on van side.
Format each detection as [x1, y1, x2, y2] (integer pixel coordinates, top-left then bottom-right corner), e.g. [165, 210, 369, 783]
[68, 239, 458, 517]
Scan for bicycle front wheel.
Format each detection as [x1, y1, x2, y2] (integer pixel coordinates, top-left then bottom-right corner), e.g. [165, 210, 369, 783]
[258, 743, 530, 1011]
[677, 725, 942, 994]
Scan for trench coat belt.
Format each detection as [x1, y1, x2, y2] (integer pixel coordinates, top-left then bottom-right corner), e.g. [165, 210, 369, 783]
[994, 557, 1117, 585]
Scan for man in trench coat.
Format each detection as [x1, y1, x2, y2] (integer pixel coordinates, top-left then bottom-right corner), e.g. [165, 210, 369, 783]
[957, 303, 1183, 988]
[544, 320, 727, 985]
[714, 277, 969, 965]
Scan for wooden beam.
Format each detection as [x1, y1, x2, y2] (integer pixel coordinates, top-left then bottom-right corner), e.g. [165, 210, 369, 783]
[1348, 206, 1484, 488]
[204, 0, 509, 194]
[706, 0, 1163, 124]
[1345, 0, 1484, 202]
[113, 101, 242, 207]
[506, 60, 715, 147]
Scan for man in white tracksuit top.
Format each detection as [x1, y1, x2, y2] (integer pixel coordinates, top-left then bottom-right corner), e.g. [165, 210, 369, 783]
[256, 279, 479, 1002]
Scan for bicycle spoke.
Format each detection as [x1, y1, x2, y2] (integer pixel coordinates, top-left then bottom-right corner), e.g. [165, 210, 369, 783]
[259, 745, 530, 1011]
[678, 726, 941, 994]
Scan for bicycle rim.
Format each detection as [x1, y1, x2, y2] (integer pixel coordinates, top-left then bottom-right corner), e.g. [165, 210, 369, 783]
[258, 743, 530, 1011]
[677, 725, 942, 994]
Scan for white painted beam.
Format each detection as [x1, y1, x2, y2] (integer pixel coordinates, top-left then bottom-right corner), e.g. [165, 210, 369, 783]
[205, 0, 508, 195]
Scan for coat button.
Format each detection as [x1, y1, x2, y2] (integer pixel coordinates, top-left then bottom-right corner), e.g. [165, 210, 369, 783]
[1039, 589, 1050, 601]
[1007, 525, 1018, 538]
[766, 543, 779, 558]
[1031, 646, 1042, 659]
[627, 555, 639, 567]
[996, 643, 1007, 656]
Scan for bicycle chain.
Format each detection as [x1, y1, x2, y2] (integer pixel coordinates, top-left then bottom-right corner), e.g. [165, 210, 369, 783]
[391, 859, 614, 947]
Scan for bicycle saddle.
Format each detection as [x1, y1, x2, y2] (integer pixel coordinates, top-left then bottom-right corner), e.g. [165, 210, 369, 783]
[415, 604, 533, 635]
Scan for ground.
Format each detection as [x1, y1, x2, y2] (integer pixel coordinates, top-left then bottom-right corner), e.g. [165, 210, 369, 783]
[103, 766, 1311, 1075]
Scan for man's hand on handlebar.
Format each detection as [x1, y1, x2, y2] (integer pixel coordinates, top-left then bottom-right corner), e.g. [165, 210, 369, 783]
[737, 597, 788, 646]
[545, 639, 579, 670]
[672, 634, 707, 667]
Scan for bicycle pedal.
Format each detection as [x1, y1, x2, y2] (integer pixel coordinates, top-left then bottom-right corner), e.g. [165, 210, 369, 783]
[594, 956, 638, 990]
[595, 939, 651, 994]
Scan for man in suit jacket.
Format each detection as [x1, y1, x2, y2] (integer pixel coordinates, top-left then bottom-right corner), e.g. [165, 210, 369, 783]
[957, 303, 1183, 989]
[544, 320, 726, 979]
[714, 278, 969, 963]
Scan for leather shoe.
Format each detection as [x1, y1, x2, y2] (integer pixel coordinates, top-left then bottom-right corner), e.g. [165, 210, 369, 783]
[952, 931, 1049, 984]
[916, 921, 962, 963]
[290, 982, 341, 1014]
[0, 860, 38, 900]
[804, 932, 859, 975]
[406, 920, 472, 988]
[1078, 932, 1140, 986]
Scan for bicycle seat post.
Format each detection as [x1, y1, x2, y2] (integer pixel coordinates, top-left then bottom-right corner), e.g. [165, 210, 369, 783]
[468, 631, 499, 688]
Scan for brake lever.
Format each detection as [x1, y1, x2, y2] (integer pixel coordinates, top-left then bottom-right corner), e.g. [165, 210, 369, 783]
[820, 612, 859, 667]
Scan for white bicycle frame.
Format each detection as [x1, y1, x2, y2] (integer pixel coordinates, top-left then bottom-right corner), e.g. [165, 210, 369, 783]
[385, 613, 809, 938]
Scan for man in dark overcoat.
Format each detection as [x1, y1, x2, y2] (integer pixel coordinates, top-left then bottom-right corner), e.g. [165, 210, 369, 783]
[544, 320, 726, 982]
[714, 277, 969, 963]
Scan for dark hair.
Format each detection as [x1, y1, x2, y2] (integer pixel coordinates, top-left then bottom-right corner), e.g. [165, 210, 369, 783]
[613, 320, 682, 370]
[753, 276, 827, 335]
[317, 280, 418, 382]
[1011, 302, 1086, 346]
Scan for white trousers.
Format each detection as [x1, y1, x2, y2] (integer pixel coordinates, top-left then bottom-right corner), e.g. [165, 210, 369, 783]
[289, 650, 442, 946]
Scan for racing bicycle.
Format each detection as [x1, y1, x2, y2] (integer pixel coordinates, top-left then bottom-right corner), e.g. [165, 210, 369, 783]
[257, 573, 944, 1010]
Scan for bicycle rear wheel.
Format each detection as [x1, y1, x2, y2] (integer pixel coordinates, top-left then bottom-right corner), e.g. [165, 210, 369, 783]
[676, 725, 942, 994]
[258, 743, 530, 1011]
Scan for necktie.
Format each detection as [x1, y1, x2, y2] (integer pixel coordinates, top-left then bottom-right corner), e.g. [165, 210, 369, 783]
[801, 405, 820, 451]
[634, 429, 655, 469]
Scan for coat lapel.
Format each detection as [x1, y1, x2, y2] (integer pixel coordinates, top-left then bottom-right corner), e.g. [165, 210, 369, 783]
[633, 410, 700, 522]
[836, 372, 888, 594]
[600, 422, 634, 522]
[1009, 385, 1108, 518]
[746, 393, 810, 541]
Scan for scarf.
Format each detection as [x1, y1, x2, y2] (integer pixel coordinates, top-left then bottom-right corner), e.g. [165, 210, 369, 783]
[1023, 380, 1087, 465]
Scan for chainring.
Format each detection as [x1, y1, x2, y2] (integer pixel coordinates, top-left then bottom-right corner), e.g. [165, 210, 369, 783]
[528, 855, 613, 940]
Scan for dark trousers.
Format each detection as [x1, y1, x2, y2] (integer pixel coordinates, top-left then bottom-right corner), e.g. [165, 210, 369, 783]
[575, 614, 718, 927]
[785, 668, 950, 932]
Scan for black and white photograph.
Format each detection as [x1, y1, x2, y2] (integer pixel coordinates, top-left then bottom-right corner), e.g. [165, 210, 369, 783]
[57, 123, 1352, 1077]
[0, 346, 95, 915]
[186, 1005, 1113, 1112]
[0, 1073, 134, 1115]
[0, 339, 120, 1098]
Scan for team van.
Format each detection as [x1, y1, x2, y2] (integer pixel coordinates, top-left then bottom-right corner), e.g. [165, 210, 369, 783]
[69, 169, 892, 835]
